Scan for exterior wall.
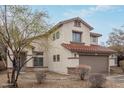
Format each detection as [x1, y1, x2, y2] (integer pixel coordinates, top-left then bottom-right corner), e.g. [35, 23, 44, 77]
[47, 47, 79, 74]
[7, 19, 115, 74]
[61, 21, 91, 45]
[109, 54, 117, 66]
[47, 25, 80, 74]
[7, 19, 92, 74]
[7, 47, 33, 68]
[7, 37, 49, 68]
[24, 48, 33, 67]
[90, 36, 98, 45]
[32, 37, 49, 67]
[46, 20, 91, 74]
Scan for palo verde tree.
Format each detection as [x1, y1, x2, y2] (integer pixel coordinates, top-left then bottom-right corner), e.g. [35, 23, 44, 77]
[0, 5, 49, 87]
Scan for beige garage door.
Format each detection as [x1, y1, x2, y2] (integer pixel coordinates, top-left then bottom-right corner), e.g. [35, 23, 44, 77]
[79, 55, 108, 73]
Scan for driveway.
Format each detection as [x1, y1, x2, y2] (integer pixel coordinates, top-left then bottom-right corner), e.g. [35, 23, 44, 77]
[107, 75, 124, 83]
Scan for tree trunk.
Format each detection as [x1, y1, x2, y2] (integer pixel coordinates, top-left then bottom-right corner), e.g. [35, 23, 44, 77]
[9, 59, 18, 88]
[9, 68, 18, 87]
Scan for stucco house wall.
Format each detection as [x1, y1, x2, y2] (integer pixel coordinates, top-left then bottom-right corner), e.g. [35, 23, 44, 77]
[46, 25, 79, 74]
[7, 17, 116, 74]
[90, 36, 98, 45]
[45, 20, 93, 74]
[61, 21, 91, 45]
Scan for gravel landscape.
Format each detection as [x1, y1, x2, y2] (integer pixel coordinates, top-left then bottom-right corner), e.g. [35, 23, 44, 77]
[0, 71, 122, 88]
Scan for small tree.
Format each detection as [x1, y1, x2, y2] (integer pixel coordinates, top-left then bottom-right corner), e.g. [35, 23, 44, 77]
[0, 5, 49, 87]
[76, 64, 91, 80]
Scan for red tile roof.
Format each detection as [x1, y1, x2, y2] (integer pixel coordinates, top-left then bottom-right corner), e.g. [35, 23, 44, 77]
[61, 43, 116, 54]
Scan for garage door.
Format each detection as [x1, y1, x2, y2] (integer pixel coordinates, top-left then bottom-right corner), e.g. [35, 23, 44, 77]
[79, 55, 108, 73]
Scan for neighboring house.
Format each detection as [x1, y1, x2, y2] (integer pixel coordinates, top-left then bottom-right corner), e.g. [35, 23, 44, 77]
[7, 17, 116, 74]
[109, 54, 117, 66]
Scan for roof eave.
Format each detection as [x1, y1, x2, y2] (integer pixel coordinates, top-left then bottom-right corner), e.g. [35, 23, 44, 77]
[90, 32, 102, 37]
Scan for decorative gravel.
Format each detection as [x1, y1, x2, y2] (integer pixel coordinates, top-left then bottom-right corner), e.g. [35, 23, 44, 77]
[0, 71, 122, 88]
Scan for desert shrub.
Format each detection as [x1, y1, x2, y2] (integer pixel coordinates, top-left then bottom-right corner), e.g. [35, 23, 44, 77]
[35, 71, 46, 84]
[119, 60, 124, 72]
[76, 64, 91, 80]
[89, 74, 106, 88]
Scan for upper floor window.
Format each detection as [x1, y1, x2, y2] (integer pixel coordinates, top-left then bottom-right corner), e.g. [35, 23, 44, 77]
[74, 20, 81, 27]
[72, 31, 82, 43]
[53, 31, 60, 41]
[92, 37, 97, 43]
[56, 32, 60, 39]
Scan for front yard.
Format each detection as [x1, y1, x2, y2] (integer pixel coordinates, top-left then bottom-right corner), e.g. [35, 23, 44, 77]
[0, 71, 123, 88]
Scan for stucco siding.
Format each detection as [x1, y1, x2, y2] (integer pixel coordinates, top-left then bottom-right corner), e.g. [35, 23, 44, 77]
[109, 55, 117, 66]
[32, 38, 49, 67]
[6, 18, 116, 74]
[61, 21, 91, 45]
[26, 49, 33, 67]
[90, 36, 98, 45]
[46, 23, 81, 74]
[48, 47, 79, 74]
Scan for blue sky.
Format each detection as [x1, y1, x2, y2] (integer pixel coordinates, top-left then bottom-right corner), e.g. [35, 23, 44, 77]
[31, 5, 124, 45]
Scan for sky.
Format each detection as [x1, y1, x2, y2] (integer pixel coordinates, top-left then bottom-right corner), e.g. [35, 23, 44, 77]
[31, 5, 124, 45]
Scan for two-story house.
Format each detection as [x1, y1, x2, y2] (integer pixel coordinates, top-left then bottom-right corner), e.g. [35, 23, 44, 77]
[7, 17, 116, 74]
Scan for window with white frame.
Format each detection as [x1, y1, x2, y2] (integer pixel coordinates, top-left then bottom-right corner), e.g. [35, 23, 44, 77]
[52, 31, 60, 41]
[53, 54, 60, 62]
[72, 31, 82, 42]
[33, 51, 43, 67]
[56, 31, 60, 39]
[92, 37, 98, 43]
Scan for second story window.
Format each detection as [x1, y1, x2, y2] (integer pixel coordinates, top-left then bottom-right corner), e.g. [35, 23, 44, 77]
[74, 20, 81, 27]
[92, 37, 97, 43]
[72, 31, 82, 43]
[56, 31, 60, 39]
[52, 31, 60, 41]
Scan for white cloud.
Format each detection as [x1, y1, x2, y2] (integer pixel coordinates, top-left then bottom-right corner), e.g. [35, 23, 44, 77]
[64, 6, 117, 18]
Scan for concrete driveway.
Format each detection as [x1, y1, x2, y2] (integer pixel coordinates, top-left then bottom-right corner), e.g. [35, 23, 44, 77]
[107, 75, 124, 83]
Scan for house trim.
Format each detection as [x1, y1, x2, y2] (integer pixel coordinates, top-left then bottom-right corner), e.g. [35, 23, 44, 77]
[68, 57, 79, 59]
